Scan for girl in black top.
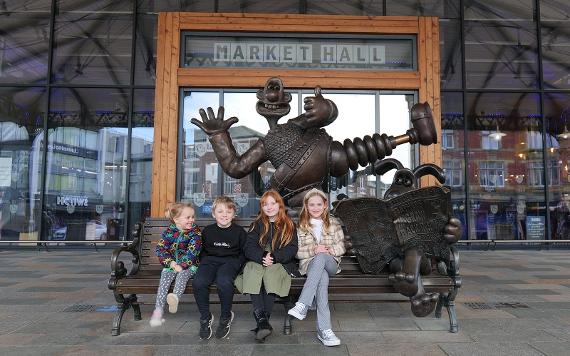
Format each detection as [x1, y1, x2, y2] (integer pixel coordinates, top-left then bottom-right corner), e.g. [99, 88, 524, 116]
[240, 190, 298, 342]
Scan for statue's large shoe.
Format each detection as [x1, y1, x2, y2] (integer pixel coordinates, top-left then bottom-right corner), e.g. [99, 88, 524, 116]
[389, 248, 422, 297]
[410, 291, 440, 317]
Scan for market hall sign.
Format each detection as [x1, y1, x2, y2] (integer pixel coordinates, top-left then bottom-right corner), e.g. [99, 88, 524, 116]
[183, 33, 415, 70]
[213, 43, 386, 64]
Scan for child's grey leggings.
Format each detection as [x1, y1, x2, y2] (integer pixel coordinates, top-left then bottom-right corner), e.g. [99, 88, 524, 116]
[298, 253, 338, 331]
[155, 269, 192, 310]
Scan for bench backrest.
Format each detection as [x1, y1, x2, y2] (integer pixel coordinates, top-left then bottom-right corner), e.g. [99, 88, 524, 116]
[137, 217, 254, 272]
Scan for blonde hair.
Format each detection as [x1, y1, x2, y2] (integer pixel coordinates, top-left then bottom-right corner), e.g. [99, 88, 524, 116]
[166, 202, 195, 224]
[212, 196, 237, 213]
[298, 188, 330, 232]
[251, 190, 295, 250]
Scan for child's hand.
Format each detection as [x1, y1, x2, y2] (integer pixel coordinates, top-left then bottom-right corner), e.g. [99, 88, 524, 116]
[170, 261, 183, 273]
[315, 244, 329, 254]
[262, 254, 274, 267]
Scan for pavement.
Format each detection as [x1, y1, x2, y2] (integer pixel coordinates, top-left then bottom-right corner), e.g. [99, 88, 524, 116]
[0, 248, 569, 356]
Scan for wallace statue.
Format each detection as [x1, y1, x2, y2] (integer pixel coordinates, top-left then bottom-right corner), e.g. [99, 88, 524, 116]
[191, 77, 437, 207]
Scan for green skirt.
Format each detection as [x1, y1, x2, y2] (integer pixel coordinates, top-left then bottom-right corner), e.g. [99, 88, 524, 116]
[234, 261, 292, 297]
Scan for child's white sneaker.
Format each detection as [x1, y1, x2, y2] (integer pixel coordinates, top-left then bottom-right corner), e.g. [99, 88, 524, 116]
[149, 308, 165, 327]
[317, 329, 341, 346]
[166, 293, 179, 313]
[287, 302, 308, 320]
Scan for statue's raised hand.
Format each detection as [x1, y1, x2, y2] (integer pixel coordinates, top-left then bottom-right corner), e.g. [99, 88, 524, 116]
[191, 107, 238, 135]
[290, 86, 338, 129]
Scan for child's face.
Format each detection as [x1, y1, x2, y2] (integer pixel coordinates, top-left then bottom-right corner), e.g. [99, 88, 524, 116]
[212, 203, 235, 228]
[173, 207, 195, 231]
[262, 196, 279, 221]
[307, 195, 326, 219]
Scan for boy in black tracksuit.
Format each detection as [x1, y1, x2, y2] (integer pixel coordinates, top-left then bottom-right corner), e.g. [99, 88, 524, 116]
[192, 196, 247, 340]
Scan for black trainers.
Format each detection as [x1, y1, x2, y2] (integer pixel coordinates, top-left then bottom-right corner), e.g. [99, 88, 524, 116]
[199, 313, 214, 340]
[215, 311, 235, 339]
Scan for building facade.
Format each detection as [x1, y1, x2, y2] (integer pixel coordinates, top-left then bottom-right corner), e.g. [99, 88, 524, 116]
[0, 0, 569, 242]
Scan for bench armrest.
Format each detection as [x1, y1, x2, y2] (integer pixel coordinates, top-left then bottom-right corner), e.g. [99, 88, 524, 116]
[448, 244, 460, 277]
[108, 222, 142, 290]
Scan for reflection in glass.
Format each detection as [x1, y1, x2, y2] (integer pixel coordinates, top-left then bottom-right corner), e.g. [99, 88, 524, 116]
[134, 13, 158, 85]
[387, 0, 459, 18]
[51, 1, 133, 85]
[0, 1, 51, 84]
[540, 0, 570, 90]
[181, 89, 417, 214]
[441, 92, 467, 239]
[440, 20, 463, 90]
[466, 93, 544, 240]
[305, 1, 383, 15]
[181, 91, 220, 218]
[544, 93, 570, 240]
[129, 89, 154, 238]
[0, 87, 46, 241]
[45, 88, 129, 241]
[464, 19, 538, 89]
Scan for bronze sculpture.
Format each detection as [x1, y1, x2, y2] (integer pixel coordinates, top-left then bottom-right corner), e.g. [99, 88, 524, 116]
[333, 158, 461, 317]
[191, 77, 438, 207]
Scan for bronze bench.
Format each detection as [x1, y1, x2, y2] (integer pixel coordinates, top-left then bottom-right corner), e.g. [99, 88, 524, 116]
[108, 217, 461, 336]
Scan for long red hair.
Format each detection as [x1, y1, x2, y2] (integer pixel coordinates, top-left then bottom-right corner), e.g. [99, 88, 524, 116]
[251, 190, 295, 249]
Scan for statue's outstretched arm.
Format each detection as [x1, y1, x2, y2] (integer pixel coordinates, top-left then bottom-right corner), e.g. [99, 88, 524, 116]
[209, 134, 267, 179]
[191, 106, 267, 179]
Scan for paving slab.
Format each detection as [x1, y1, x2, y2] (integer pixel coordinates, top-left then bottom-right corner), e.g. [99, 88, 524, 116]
[0, 249, 568, 356]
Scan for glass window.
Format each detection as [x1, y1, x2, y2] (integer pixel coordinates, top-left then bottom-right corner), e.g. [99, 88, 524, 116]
[305, 1, 384, 16]
[0, 1, 51, 84]
[129, 89, 154, 238]
[443, 160, 463, 187]
[463, 2, 538, 90]
[134, 12, 157, 85]
[181, 89, 417, 216]
[0, 88, 46, 242]
[137, 0, 214, 12]
[442, 129, 455, 149]
[540, 1, 570, 89]
[180, 91, 220, 218]
[51, 1, 133, 85]
[467, 92, 544, 240]
[544, 92, 570, 239]
[479, 161, 505, 187]
[441, 92, 466, 240]
[45, 88, 128, 241]
[481, 131, 502, 150]
[387, 0, 459, 18]
[440, 20, 463, 90]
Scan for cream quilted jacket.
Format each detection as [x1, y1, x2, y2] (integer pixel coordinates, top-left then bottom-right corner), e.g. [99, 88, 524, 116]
[296, 217, 346, 275]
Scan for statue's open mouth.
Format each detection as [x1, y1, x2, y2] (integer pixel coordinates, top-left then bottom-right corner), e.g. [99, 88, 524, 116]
[256, 101, 291, 118]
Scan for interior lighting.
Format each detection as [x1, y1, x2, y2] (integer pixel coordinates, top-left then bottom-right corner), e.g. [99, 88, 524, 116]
[488, 122, 506, 140]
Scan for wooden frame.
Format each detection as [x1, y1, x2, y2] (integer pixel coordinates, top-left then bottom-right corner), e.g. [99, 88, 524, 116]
[152, 12, 441, 216]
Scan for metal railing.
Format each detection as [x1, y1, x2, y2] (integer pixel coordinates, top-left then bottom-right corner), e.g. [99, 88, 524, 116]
[0, 240, 130, 252]
[456, 239, 570, 250]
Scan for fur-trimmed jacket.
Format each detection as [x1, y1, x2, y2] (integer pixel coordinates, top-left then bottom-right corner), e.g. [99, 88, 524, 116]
[296, 217, 346, 275]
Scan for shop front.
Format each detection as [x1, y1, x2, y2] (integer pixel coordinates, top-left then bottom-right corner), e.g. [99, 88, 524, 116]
[151, 13, 442, 221]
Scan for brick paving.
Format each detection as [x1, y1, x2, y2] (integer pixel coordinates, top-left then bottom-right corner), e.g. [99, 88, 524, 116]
[0, 249, 568, 355]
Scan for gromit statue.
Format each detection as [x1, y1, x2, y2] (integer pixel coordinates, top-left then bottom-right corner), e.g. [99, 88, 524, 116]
[191, 77, 437, 207]
[333, 158, 461, 317]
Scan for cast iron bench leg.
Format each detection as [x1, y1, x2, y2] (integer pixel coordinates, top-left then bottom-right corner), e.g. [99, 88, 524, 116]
[111, 293, 138, 336]
[446, 290, 459, 333]
[434, 294, 444, 318]
[132, 295, 142, 321]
